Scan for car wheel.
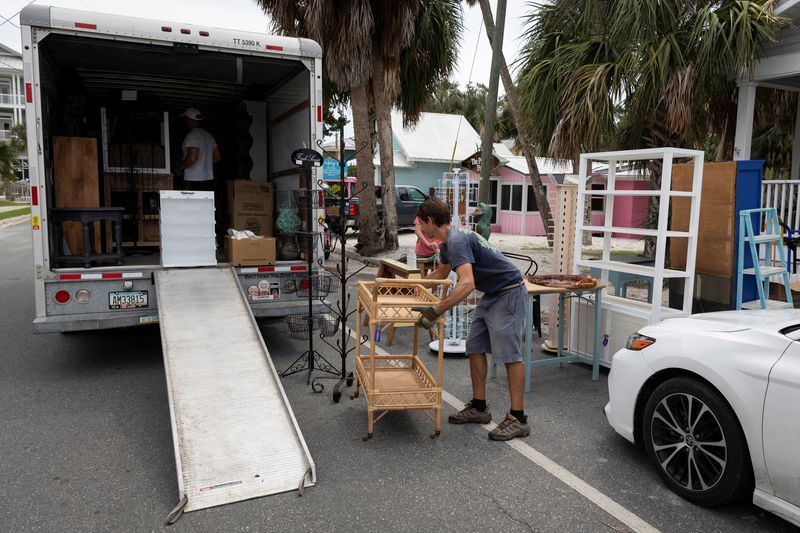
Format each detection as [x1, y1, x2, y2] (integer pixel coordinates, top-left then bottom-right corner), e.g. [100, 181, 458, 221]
[642, 377, 753, 506]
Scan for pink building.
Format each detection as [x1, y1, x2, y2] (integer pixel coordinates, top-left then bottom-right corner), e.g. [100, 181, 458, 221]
[464, 149, 650, 238]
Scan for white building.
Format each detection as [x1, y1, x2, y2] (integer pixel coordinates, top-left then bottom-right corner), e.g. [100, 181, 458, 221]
[0, 43, 27, 180]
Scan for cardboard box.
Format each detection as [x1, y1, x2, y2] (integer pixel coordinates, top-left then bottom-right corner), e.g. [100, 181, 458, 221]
[228, 213, 273, 236]
[225, 236, 276, 266]
[227, 180, 274, 236]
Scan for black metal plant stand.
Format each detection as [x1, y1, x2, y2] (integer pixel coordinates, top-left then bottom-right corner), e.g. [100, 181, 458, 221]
[280, 150, 339, 385]
[307, 115, 372, 402]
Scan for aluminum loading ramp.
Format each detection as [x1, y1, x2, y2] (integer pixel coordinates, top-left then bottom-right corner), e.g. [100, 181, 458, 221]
[155, 267, 315, 517]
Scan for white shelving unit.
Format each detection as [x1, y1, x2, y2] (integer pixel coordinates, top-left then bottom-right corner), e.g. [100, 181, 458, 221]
[569, 148, 704, 365]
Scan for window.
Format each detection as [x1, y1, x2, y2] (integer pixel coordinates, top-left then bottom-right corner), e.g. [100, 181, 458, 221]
[488, 180, 498, 223]
[501, 184, 524, 212]
[526, 186, 539, 212]
[398, 187, 409, 201]
[468, 182, 480, 207]
[591, 183, 605, 211]
[511, 185, 523, 211]
[407, 187, 427, 202]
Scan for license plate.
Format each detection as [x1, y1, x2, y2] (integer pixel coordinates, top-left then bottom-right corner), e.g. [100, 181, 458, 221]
[109, 290, 148, 309]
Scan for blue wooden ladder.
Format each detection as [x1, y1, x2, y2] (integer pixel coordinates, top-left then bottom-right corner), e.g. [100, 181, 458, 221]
[736, 208, 794, 310]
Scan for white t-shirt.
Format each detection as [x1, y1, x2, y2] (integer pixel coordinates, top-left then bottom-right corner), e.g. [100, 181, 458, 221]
[182, 127, 217, 182]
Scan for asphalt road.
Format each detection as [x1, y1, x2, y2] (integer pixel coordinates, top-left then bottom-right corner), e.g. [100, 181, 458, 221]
[0, 220, 796, 532]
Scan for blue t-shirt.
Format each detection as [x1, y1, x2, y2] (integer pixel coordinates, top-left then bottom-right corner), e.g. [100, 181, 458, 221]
[439, 227, 522, 294]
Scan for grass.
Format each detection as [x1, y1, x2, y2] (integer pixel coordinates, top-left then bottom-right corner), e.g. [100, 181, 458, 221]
[0, 207, 30, 221]
[0, 201, 29, 207]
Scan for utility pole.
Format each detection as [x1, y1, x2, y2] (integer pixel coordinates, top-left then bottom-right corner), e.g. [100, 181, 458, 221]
[478, 0, 506, 205]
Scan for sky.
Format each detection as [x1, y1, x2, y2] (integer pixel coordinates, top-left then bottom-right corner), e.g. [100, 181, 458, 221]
[0, 0, 532, 89]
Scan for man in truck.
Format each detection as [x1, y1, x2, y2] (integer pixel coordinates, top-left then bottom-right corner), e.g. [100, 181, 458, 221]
[176, 107, 221, 191]
[414, 197, 529, 441]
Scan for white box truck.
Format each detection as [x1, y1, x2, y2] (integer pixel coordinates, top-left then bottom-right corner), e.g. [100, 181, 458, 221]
[20, 5, 326, 332]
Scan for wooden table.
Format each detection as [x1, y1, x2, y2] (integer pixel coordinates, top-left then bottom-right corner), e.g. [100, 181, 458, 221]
[50, 207, 125, 268]
[491, 280, 605, 392]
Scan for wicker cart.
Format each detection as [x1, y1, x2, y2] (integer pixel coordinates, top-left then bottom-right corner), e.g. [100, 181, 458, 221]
[352, 278, 452, 440]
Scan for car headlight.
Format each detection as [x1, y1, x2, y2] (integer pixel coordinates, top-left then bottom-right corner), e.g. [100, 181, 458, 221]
[625, 333, 655, 350]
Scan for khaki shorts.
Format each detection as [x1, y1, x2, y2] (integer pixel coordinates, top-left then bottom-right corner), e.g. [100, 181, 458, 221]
[465, 284, 526, 363]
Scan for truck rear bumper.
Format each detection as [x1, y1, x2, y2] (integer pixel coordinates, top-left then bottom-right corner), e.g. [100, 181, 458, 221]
[33, 300, 327, 333]
[33, 311, 158, 333]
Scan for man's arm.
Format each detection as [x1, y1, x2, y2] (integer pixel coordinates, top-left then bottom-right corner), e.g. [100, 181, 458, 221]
[414, 224, 434, 249]
[177, 146, 199, 172]
[435, 263, 474, 313]
[213, 146, 221, 164]
[426, 261, 451, 280]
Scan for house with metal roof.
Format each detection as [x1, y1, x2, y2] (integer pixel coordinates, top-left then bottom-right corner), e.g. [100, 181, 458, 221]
[373, 110, 482, 194]
[462, 151, 649, 238]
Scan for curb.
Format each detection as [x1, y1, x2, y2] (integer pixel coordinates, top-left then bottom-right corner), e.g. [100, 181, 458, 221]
[0, 214, 31, 229]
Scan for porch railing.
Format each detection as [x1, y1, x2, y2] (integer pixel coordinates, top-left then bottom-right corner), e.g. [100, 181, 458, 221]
[0, 93, 24, 106]
[762, 180, 800, 228]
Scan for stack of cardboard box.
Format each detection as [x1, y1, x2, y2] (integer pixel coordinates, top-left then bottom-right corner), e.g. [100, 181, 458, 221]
[225, 180, 276, 266]
[227, 180, 274, 237]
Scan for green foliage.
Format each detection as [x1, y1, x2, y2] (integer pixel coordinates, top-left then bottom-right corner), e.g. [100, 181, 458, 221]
[515, 0, 787, 159]
[752, 125, 793, 180]
[1, 124, 27, 198]
[397, 0, 464, 124]
[421, 80, 516, 143]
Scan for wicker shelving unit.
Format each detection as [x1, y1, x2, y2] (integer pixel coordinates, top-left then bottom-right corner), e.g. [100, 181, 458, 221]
[352, 278, 451, 441]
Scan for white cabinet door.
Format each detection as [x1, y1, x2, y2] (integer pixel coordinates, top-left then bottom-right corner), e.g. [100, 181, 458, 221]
[763, 342, 800, 506]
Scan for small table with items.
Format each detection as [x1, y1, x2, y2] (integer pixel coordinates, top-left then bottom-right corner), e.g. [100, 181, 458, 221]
[491, 280, 605, 392]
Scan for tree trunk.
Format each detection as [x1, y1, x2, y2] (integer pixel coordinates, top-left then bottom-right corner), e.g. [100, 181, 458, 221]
[477, 0, 554, 246]
[352, 83, 381, 256]
[479, 0, 506, 205]
[574, 153, 592, 246]
[372, 55, 399, 250]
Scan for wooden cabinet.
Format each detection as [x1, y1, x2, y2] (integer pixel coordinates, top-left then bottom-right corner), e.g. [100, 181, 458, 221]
[52, 137, 100, 255]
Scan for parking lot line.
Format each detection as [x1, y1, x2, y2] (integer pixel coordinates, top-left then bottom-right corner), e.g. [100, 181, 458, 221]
[347, 328, 661, 533]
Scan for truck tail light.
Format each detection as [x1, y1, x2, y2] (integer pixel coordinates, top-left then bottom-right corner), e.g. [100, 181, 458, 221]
[54, 290, 71, 304]
[349, 203, 358, 217]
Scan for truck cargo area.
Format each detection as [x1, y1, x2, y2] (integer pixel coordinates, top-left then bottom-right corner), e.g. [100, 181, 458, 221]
[155, 267, 315, 514]
[35, 32, 312, 269]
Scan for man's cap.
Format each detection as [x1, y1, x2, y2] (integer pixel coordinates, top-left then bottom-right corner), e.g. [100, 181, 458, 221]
[181, 107, 203, 120]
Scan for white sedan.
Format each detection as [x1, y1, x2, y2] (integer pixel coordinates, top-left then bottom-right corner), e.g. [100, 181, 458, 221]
[605, 309, 800, 527]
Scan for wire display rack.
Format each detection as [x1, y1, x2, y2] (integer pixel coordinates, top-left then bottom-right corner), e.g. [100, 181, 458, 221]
[296, 273, 340, 298]
[280, 313, 340, 340]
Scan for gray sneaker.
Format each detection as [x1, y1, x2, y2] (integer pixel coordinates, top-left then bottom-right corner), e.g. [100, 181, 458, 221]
[488, 414, 530, 441]
[448, 402, 492, 424]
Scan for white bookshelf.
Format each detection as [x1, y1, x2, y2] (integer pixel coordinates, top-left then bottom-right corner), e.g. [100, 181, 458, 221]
[572, 147, 704, 324]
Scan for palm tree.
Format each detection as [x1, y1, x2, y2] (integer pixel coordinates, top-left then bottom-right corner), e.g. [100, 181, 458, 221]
[517, 0, 786, 166]
[257, 0, 461, 255]
[516, 0, 786, 255]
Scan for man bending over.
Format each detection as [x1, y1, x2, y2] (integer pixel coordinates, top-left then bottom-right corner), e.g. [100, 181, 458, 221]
[416, 197, 529, 441]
